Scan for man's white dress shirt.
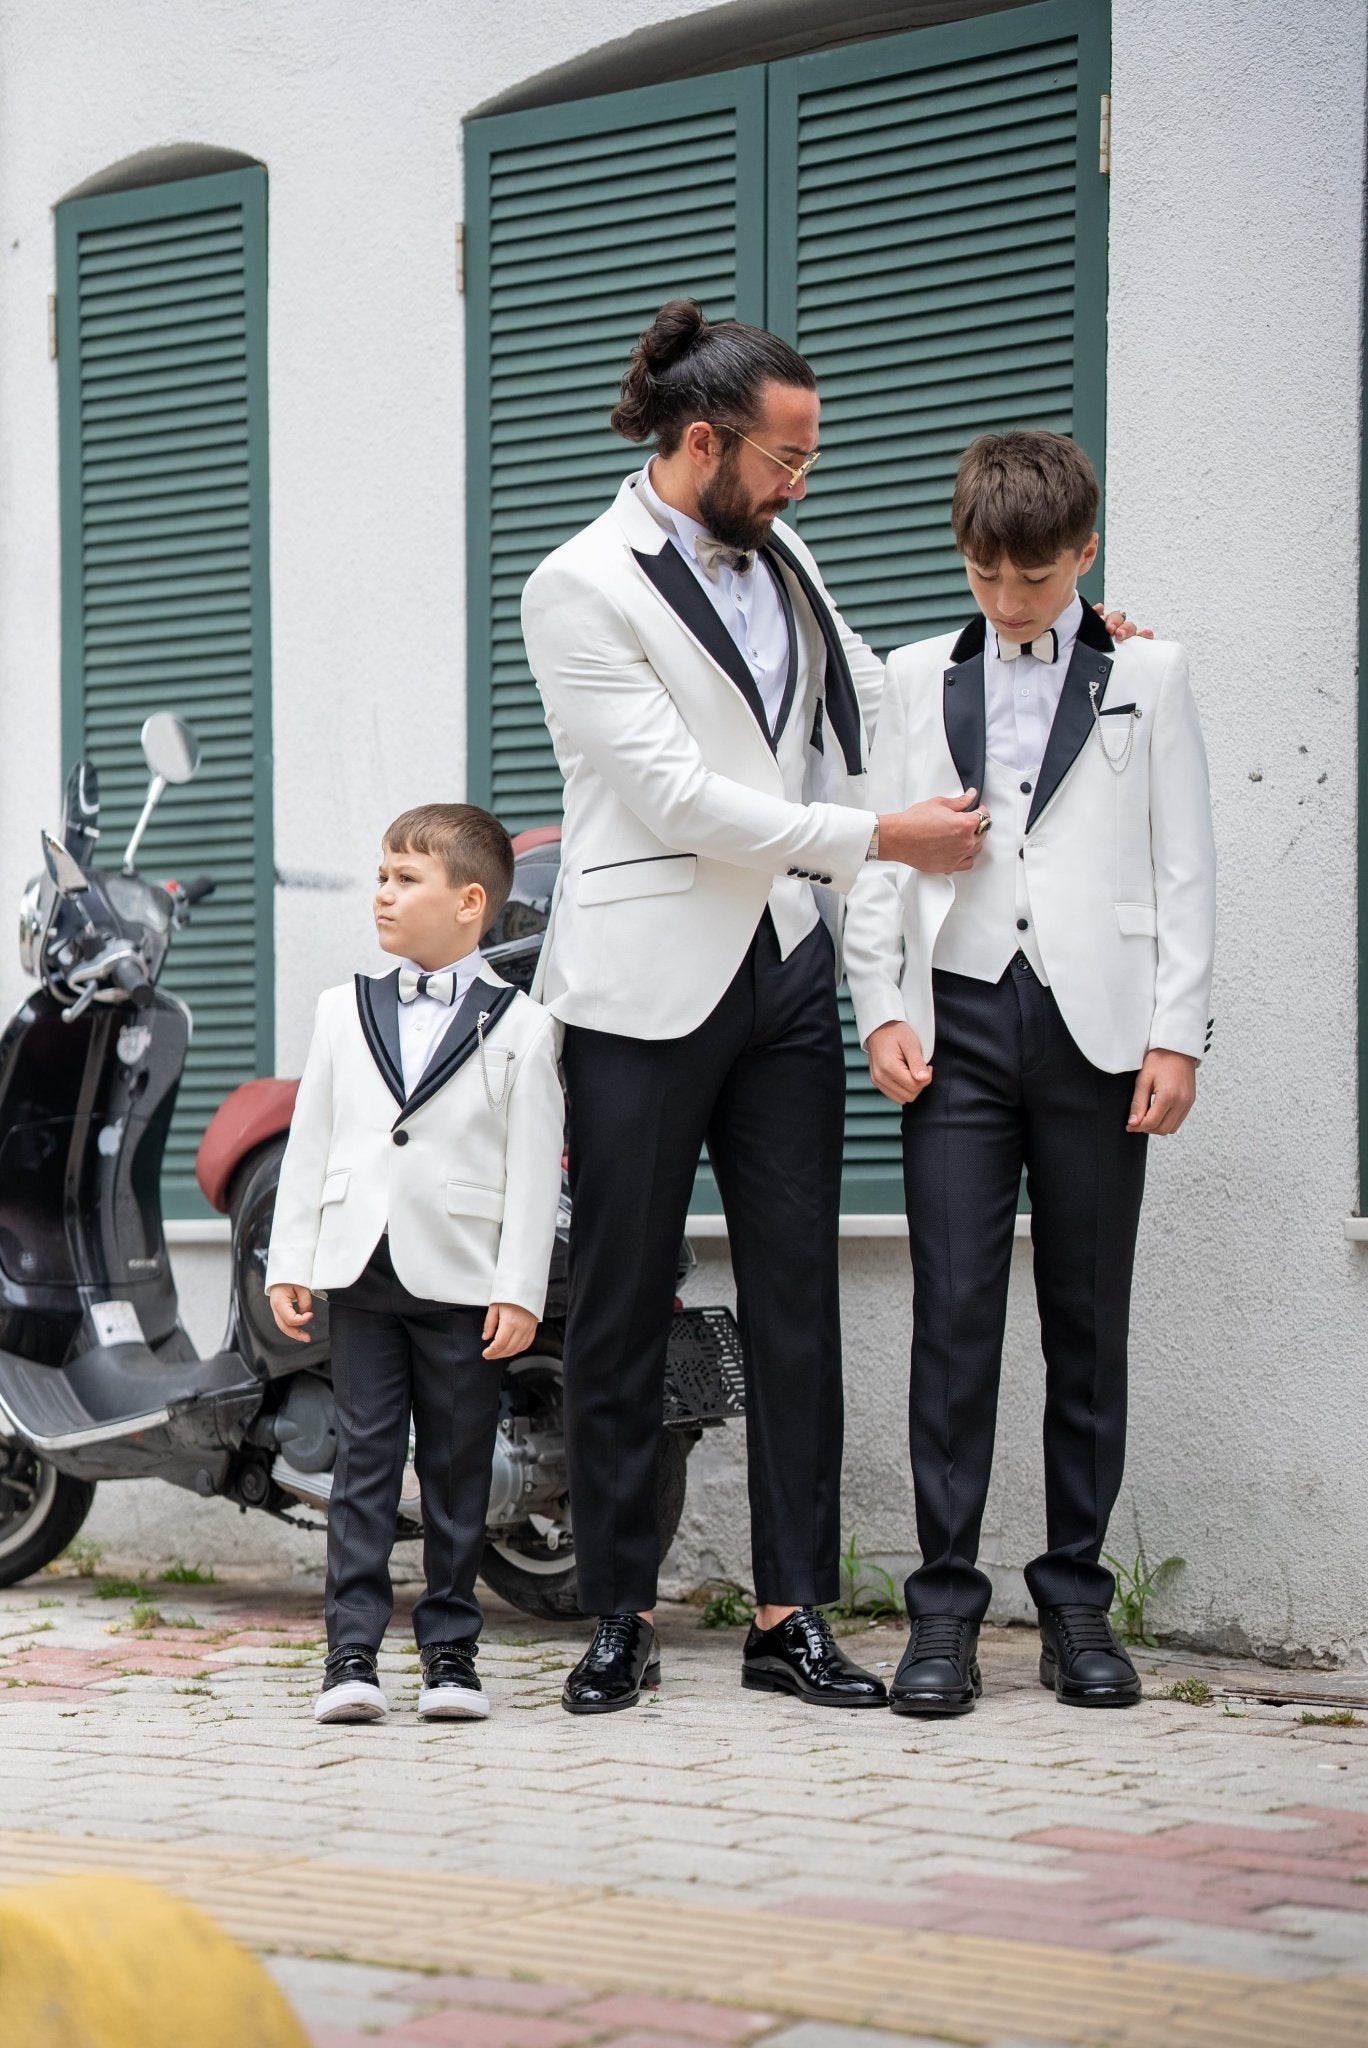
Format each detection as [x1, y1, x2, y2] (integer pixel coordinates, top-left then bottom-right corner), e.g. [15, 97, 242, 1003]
[396, 949, 485, 1096]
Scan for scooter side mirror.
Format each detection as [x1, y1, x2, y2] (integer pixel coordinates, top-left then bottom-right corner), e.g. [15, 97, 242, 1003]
[140, 713, 200, 786]
[42, 830, 90, 897]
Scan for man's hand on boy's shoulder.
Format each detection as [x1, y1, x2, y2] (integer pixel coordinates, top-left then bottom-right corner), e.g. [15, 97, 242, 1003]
[483, 1301, 537, 1361]
[866, 1020, 934, 1105]
[268, 1281, 314, 1342]
[1095, 603, 1154, 643]
[1127, 1050, 1198, 1136]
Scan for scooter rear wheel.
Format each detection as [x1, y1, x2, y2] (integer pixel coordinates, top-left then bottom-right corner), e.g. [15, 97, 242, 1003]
[0, 1446, 95, 1587]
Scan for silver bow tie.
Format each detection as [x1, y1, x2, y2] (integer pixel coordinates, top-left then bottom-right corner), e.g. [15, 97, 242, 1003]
[997, 627, 1059, 664]
[694, 534, 755, 581]
[398, 966, 457, 1006]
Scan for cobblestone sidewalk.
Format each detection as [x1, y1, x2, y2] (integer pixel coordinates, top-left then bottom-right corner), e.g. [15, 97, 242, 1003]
[1, 1564, 1366, 2046]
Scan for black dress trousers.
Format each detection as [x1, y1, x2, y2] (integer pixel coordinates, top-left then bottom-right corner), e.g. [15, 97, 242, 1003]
[899, 954, 1149, 1623]
[560, 913, 846, 1616]
[325, 1235, 502, 1653]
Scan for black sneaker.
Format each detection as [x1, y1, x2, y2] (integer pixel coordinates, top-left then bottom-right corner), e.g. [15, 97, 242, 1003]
[417, 1640, 489, 1721]
[562, 1615, 660, 1714]
[741, 1607, 888, 1707]
[314, 1645, 388, 1724]
[888, 1614, 982, 1716]
[1039, 1604, 1142, 1707]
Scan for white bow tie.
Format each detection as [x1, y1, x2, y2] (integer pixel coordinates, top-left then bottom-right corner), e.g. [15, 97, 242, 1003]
[398, 966, 459, 1006]
[997, 627, 1059, 664]
[694, 534, 755, 581]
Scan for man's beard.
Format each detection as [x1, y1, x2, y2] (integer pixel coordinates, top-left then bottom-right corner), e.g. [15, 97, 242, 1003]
[698, 454, 787, 552]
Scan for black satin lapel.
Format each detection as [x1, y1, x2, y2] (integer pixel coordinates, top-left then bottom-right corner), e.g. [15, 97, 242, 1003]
[397, 980, 518, 1125]
[1027, 643, 1114, 831]
[631, 545, 772, 741]
[942, 653, 986, 798]
[763, 533, 863, 774]
[763, 554, 799, 746]
[354, 973, 405, 1106]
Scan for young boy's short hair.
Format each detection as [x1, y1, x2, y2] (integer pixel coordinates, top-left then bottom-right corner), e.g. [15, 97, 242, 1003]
[951, 430, 1100, 569]
[384, 803, 515, 930]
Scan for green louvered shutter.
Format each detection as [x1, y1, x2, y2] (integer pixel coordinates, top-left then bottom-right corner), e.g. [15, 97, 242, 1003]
[465, 69, 766, 831]
[56, 167, 274, 1219]
[768, 0, 1110, 1208]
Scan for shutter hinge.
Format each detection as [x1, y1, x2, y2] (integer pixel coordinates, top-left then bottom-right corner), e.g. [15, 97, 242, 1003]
[47, 293, 58, 360]
[456, 221, 465, 294]
[1099, 94, 1112, 176]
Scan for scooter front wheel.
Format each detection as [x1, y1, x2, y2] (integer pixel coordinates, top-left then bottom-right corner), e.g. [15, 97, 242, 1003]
[0, 1445, 95, 1587]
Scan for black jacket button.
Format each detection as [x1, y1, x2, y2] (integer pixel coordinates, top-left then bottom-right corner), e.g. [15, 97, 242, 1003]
[392, 1129, 409, 1146]
[1016, 918, 1028, 931]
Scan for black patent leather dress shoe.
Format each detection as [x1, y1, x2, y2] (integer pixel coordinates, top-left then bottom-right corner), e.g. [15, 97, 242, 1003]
[418, 1640, 489, 1721]
[562, 1615, 660, 1715]
[741, 1607, 888, 1707]
[314, 1645, 388, 1724]
[888, 1614, 981, 1716]
[1039, 1604, 1142, 1706]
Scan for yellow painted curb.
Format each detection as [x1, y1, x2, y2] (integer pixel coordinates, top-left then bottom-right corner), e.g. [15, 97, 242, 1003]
[1, 1831, 1366, 2048]
[0, 1872, 309, 2048]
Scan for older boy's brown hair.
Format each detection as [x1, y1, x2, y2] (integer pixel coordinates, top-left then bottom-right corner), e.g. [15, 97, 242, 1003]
[383, 803, 515, 931]
[951, 430, 1100, 570]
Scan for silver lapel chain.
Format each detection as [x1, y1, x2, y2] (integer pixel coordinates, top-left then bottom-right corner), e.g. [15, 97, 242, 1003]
[1088, 678, 1142, 774]
[475, 1009, 512, 1108]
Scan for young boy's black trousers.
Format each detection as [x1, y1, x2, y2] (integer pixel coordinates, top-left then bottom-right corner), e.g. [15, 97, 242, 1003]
[900, 952, 1149, 1625]
[325, 1235, 501, 1653]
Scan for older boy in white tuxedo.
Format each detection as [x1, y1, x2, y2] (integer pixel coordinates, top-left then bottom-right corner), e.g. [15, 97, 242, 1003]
[266, 805, 563, 1725]
[845, 432, 1216, 1715]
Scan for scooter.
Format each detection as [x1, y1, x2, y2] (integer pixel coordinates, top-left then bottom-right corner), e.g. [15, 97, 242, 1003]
[0, 715, 743, 1619]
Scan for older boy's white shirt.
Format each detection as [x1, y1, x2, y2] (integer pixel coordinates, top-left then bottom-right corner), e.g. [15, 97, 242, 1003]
[397, 949, 484, 1095]
[984, 594, 1082, 772]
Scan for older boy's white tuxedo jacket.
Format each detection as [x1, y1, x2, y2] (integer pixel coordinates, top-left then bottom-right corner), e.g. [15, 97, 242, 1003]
[265, 970, 564, 1317]
[520, 471, 883, 1039]
[844, 611, 1216, 1074]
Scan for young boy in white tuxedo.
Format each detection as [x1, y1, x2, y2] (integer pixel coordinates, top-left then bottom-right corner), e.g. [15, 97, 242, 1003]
[266, 804, 563, 1725]
[845, 431, 1216, 1716]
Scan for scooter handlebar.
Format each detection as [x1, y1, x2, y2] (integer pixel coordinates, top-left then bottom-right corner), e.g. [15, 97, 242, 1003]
[111, 955, 155, 1008]
[180, 874, 216, 905]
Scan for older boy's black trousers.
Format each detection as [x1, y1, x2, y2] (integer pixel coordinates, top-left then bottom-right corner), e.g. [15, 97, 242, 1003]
[325, 1236, 501, 1652]
[900, 954, 1149, 1624]
[560, 913, 845, 1615]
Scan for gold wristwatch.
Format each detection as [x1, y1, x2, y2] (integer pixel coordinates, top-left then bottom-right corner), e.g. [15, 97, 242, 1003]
[866, 820, 881, 861]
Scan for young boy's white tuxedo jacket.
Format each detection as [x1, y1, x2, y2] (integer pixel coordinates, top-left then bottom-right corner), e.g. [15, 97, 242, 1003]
[520, 470, 884, 1040]
[265, 968, 564, 1317]
[844, 610, 1216, 1074]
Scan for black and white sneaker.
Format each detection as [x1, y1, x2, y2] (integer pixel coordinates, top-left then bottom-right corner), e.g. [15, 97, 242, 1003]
[314, 1645, 388, 1724]
[417, 1640, 490, 1721]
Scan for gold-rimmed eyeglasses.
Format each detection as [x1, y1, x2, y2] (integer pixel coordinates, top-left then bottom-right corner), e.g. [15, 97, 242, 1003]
[721, 425, 821, 490]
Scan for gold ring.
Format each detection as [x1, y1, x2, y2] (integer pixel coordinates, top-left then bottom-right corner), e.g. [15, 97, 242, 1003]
[973, 809, 992, 836]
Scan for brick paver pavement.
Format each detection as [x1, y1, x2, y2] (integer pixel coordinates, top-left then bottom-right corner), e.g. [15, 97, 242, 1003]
[2, 1563, 1367, 2044]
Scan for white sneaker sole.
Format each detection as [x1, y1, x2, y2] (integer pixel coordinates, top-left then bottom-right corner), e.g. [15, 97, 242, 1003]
[314, 1680, 389, 1724]
[417, 1685, 491, 1720]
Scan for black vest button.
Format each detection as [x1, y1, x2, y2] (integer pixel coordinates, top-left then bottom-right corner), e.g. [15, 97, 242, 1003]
[392, 1128, 409, 1146]
[1020, 780, 1033, 794]
[1016, 918, 1029, 931]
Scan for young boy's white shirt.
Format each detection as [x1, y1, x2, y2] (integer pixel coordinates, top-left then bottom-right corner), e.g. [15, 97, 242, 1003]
[844, 626, 1216, 1074]
[265, 971, 564, 1318]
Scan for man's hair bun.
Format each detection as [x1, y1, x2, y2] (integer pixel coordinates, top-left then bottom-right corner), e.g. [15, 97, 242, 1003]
[609, 298, 814, 452]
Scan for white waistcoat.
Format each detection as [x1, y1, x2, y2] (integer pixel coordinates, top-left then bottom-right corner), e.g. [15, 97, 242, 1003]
[931, 754, 1048, 985]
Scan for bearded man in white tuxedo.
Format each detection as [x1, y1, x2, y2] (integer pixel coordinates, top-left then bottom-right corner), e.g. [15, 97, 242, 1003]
[521, 300, 1128, 1714]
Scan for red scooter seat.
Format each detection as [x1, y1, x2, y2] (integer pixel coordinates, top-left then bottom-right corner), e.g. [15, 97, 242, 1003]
[195, 1077, 300, 1215]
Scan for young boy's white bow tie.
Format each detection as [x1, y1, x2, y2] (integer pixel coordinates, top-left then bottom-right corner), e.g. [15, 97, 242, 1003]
[996, 627, 1059, 664]
[398, 967, 457, 1005]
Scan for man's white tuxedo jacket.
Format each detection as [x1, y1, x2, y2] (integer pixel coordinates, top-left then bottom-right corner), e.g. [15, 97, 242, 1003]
[520, 472, 883, 1040]
[265, 970, 564, 1317]
[844, 615, 1216, 1074]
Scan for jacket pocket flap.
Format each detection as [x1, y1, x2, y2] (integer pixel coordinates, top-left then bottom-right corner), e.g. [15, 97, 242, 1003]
[446, 1180, 505, 1222]
[1115, 901, 1158, 936]
[577, 853, 697, 906]
[320, 1170, 350, 1205]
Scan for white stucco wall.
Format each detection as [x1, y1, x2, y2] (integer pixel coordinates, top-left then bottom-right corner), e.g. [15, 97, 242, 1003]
[0, 0, 1363, 1657]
